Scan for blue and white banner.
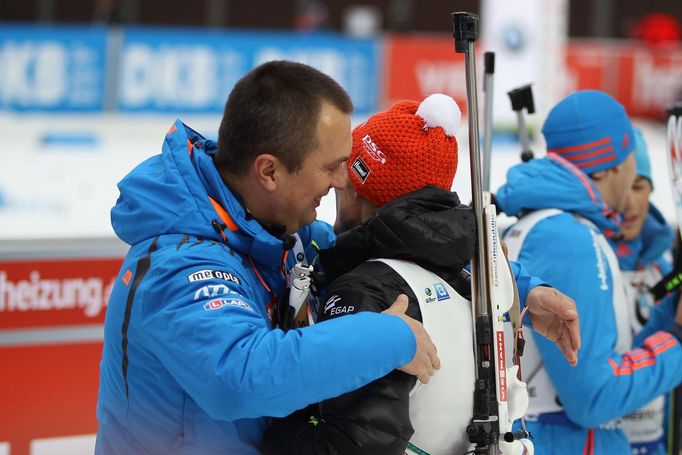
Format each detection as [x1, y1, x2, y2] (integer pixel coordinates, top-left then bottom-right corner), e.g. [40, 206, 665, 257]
[0, 26, 108, 111]
[117, 28, 380, 115]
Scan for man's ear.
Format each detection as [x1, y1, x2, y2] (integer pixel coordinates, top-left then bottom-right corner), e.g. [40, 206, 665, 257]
[252, 153, 283, 192]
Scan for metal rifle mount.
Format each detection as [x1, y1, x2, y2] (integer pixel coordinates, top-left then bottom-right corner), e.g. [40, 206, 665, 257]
[482, 52, 495, 192]
[452, 11, 499, 455]
[507, 85, 535, 163]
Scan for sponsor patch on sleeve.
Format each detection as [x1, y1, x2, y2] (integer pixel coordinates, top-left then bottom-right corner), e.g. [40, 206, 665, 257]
[323, 294, 355, 316]
[203, 298, 253, 312]
[187, 269, 241, 285]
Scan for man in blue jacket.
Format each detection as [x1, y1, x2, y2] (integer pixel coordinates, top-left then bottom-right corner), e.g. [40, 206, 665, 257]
[613, 129, 678, 454]
[95, 60, 441, 455]
[498, 90, 682, 453]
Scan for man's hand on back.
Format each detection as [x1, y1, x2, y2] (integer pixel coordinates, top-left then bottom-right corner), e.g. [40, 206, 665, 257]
[383, 294, 441, 384]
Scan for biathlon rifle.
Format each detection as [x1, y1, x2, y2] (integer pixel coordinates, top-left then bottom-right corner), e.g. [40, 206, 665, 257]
[452, 12, 533, 455]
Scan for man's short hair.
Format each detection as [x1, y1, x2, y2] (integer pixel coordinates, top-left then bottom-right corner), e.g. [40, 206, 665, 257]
[215, 60, 353, 174]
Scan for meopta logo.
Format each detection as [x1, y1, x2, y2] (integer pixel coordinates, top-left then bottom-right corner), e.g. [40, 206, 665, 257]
[361, 134, 387, 164]
[187, 269, 240, 284]
[203, 298, 252, 312]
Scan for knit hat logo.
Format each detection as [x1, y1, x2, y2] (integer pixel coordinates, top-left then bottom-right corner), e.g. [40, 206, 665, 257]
[361, 134, 387, 164]
[347, 93, 461, 206]
[351, 157, 370, 183]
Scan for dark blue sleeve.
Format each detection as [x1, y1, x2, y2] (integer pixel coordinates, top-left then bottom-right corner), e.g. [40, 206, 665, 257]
[139, 248, 416, 421]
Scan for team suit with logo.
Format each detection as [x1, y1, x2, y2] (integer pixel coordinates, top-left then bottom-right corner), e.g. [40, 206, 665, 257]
[263, 186, 545, 455]
[497, 155, 682, 454]
[611, 203, 677, 455]
[95, 121, 421, 454]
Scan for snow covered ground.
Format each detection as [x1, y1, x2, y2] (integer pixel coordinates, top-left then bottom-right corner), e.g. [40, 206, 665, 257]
[0, 113, 675, 245]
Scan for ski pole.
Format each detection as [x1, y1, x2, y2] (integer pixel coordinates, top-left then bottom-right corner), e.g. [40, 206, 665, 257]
[507, 85, 535, 162]
[482, 52, 495, 192]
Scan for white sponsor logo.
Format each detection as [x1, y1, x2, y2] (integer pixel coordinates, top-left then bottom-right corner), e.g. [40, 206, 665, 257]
[329, 305, 354, 316]
[588, 230, 609, 291]
[324, 295, 341, 313]
[203, 298, 252, 312]
[351, 158, 370, 182]
[0, 271, 114, 318]
[187, 269, 240, 284]
[193, 284, 235, 300]
[361, 134, 387, 164]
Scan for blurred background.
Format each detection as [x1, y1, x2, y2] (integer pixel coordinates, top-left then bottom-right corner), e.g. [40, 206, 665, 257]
[0, 1, 681, 454]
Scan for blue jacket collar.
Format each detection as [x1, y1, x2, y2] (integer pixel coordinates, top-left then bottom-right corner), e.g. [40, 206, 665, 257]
[496, 153, 622, 238]
[112, 120, 287, 270]
[611, 203, 673, 270]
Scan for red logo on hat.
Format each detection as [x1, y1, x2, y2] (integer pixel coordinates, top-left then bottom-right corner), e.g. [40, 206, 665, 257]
[361, 134, 387, 164]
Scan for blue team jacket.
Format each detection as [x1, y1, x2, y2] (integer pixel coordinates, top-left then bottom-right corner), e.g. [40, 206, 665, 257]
[95, 121, 417, 454]
[611, 204, 677, 455]
[497, 154, 682, 454]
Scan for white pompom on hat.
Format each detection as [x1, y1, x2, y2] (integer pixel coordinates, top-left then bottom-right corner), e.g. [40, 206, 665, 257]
[416, 93, 462, 137]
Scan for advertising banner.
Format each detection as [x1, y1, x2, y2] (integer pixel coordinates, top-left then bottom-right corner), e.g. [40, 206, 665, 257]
[0, 256, 123, 455]
[117, 28, 380, 116]
[566, 41, 682, 119]
[383, 34, 469, 113]
[0, 26, 107, 112]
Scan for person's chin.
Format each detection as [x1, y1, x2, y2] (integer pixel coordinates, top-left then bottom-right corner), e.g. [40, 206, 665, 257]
[302, 209, 317, 226]
[620, 223, 638, 241]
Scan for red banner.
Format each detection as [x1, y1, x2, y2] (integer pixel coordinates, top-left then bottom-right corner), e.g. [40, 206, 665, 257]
[384, 34, 682, 120]
[383, 35, 471, 112]
[0, 257, 123, 455]
[567, 42, 682, 119]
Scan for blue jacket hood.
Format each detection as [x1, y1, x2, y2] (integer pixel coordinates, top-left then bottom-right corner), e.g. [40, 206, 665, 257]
[611, 203, 674, 270]
[111, 120, 287, 268]
[496, 154, 622, 237]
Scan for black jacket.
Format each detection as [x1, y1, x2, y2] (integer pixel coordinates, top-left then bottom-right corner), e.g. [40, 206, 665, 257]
[262, 185, 476, 455]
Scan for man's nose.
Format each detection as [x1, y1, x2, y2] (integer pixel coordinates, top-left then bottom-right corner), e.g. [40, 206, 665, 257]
[331, 163, 349, 189]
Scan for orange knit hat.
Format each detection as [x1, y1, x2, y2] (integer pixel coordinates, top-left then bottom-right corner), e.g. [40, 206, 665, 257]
[347, 93, 461, 206]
